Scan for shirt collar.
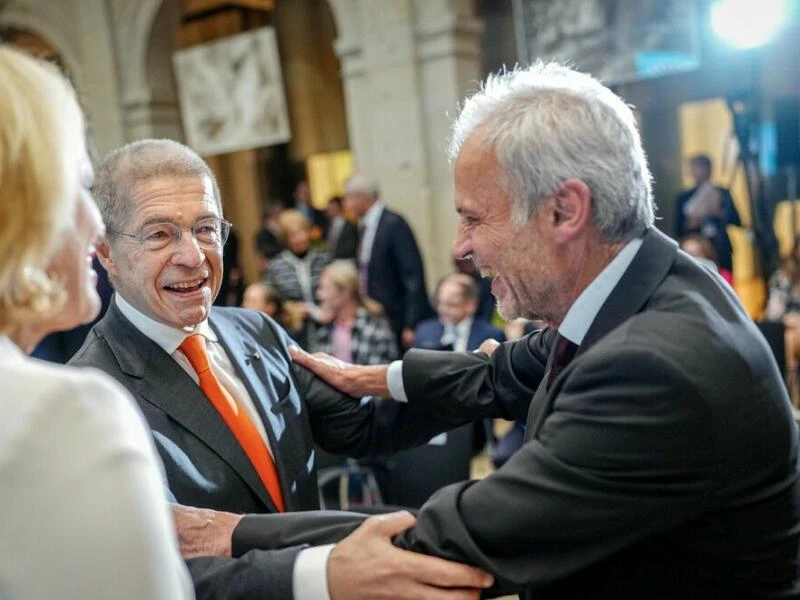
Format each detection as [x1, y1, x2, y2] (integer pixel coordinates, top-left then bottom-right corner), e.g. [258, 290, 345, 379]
[115, 293, 218, 355]
[454, 316, 473, 337]
[558, 236, 644, 345]
[362, 202, 384, 230]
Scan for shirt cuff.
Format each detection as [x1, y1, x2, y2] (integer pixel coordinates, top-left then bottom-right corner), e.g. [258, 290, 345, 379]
[386, 360, 408, 402]
[293, 545, 335, 600]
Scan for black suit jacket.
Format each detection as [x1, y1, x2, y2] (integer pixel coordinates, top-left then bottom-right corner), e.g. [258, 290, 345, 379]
[366, 209, 433, 340]
[389, 228, 800, 598]
[69, 302, 469, 598]
[233, 228, 800, 598]
[674, 185, 741, 271]
[332, 218, 359, 260]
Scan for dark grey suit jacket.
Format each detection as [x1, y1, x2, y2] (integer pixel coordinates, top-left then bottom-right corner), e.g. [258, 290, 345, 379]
[393, 228, 800, 598]
[69, 302, 468, 599]
[235, 228, 800, 598]
[366, 208, 433, 341]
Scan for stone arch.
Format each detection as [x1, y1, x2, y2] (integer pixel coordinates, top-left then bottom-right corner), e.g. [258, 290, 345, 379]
[0, 2, 83, 85]
[114, 0, 166, 106]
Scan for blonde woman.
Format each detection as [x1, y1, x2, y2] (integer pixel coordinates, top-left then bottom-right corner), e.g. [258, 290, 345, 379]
[0, 48, 192, 599]
[313, 260, 398, 365]
[265, 209, 331, 304]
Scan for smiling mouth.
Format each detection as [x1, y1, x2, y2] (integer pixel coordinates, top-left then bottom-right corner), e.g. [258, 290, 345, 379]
[163, 277, 208, 294]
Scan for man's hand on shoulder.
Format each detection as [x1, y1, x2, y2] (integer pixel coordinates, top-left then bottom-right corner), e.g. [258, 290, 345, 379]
[328, 511, 493, 600]
[289, 346, 391, 398]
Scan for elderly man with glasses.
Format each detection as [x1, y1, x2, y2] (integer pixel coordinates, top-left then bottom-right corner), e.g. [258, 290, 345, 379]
[69, 139, 492, 600]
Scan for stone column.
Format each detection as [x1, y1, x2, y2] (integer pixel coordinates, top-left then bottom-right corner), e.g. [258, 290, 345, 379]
[76, 0, 125, 157]
[0, 0, 126, 158]
[110, 0, 183, 142]
[330, 0, 483, 288]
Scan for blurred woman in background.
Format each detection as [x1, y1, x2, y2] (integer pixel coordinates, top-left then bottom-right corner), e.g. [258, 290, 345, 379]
[265, 209, 331, 305]
[242, 280, 308, 346]
[766, 237, 800, 405]
[0, 47, 192, 599]
[312, 260, 398, 365]
[766, 237, 800, 323]
[679, 233, 732, 285]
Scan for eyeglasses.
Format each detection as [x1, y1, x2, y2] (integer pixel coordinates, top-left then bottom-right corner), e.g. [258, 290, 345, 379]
[108, 217, 232, 251]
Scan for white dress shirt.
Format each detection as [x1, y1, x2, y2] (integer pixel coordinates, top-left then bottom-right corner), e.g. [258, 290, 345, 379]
[0, 336, 194, 599]
[441, 317, 474, 353]
[115, 294, 331, 600]
[327, 215, 346, 248]
[387, 236, 644, 400]
[358, 201, 385, 266]
[557, 236, 643, 345]
[116, 294, 274, 453]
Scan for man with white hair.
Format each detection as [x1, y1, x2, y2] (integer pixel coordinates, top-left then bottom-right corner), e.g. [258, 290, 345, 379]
[283, 61, 800, 597]
[344, 173, 433, 350]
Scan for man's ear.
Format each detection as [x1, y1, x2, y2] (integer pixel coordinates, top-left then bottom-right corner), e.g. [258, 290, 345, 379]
[551, 179, 592, 243]
[96, 240, 117, 277]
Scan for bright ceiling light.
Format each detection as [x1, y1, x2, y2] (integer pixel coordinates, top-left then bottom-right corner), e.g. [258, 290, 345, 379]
[711, 0, 788, 49]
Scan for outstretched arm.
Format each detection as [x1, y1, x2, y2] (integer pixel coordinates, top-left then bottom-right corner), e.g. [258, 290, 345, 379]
[173, 505, 494, 600]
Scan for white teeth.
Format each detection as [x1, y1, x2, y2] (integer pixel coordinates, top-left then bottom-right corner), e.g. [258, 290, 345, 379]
[168, 279, 204, 289]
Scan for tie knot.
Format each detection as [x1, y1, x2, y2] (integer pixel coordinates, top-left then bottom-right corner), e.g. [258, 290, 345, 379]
[180, 334, 211, 375]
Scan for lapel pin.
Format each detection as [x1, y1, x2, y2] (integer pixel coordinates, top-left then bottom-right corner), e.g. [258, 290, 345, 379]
[249, 351, 261, 361]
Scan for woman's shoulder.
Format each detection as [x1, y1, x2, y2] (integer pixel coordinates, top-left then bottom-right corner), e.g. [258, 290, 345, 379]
[357, 307, 392, 329]
[268, 251, 292, 268]
[311, 248, 332, 264]
[0, 358, 148, 454]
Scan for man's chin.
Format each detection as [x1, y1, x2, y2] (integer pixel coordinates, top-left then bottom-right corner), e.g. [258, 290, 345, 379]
[495, 302, 520, 322]
[169, 305, 212, 329]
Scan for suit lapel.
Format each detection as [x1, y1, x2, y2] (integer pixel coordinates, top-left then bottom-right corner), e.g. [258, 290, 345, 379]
[103, 303, 276, 511]
[525, 229, 678, 440]
[210, 313, 306, 511]
[524, 345, 560, 442]
[467, 321, 485, 352]
[367, 210, 390, 278]
[579, 228, 677, 355]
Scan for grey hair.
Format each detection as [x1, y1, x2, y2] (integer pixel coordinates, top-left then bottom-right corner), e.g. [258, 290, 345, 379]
[450, 61, 654, 242]
[344, 172, 380, 199]
[94, 138, 222, 231]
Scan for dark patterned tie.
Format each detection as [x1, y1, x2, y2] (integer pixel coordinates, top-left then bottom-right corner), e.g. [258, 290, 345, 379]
[546, 333, 579, 391]
[357, 223, 368, 293]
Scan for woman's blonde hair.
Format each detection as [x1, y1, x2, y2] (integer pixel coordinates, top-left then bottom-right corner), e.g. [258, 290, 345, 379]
[0, 47, 83, 333]
[322, 260, 385, 316]
[276, 209, 310, 245]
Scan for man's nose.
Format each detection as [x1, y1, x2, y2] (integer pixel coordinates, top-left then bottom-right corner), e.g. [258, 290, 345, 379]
[171, 232, 205, 266]
[452, 231, 470, 262]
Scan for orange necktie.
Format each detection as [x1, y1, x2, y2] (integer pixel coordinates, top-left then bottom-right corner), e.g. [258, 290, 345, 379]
[179, 334, 285, 512]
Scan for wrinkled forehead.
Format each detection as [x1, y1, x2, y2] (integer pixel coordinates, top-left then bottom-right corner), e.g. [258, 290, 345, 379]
[127, 174, 219, 221]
